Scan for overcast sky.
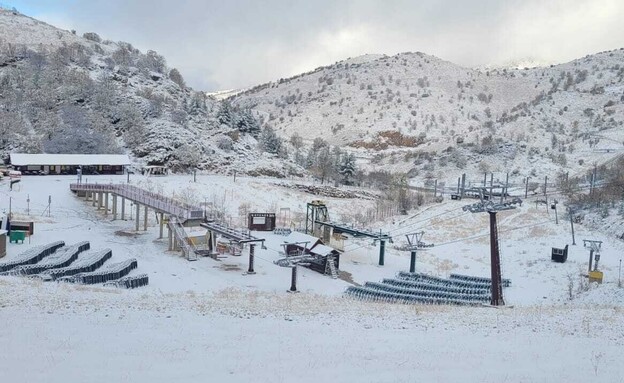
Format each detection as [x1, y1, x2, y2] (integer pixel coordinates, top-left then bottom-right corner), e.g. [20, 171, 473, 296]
[8, 0, 624, 91]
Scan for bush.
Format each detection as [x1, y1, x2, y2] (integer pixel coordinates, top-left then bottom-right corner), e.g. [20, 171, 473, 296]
[83, 32, 101, 43]
[169, 68, 185, 88]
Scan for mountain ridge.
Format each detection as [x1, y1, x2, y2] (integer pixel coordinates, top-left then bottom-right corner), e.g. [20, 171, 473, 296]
[231, 48, 624, 178]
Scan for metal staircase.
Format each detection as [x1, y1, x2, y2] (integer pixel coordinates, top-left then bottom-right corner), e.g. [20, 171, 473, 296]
[168, 216, 197, 261]
[325, 255, 339, 279]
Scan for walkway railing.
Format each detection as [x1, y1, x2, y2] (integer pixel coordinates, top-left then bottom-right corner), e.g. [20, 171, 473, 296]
[70, 183, 204, 222]
[168, 216, 197, 261]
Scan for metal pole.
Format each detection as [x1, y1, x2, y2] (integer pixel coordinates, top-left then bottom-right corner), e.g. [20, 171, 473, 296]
[159, 212, 164, 239]
[489, 211, 504, 306]
[619, 259, 622, 287]
[135, 204, 140, 232]
[525, 177, 529, 199]
[290, 266, 297, 292]
[434, 179, 437, 198]
[591, 165, 597, 196]
[409, 250, 417, 273]
[570, 212, 576, 245]
[461, 173, 466, 199]
[544, 176, 548, 198]
[504, 173, 509, 201]
[143, 205, 148, 231]
[554, 202, 558, 224]
[378, 239, 386, 266]
[247, 244, 256, 274]
[121, 197, 125, 220]
[489, 173, 493, 200]
[588, 250, 594, 273]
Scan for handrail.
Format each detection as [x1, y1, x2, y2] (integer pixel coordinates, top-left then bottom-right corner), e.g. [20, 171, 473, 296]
[70, 183, 204, 222]
[168, 217, 197, 261]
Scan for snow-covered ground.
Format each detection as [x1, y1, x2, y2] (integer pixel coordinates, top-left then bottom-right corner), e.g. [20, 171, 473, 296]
[1, 174, 623, 382]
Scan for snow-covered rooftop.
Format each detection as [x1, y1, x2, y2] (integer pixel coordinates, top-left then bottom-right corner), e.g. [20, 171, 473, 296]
[283, 231, 321, 250]
[9, 153, 131, 166]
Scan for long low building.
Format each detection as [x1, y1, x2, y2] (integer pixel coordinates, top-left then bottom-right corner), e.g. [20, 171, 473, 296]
[9, 153, 131, 175]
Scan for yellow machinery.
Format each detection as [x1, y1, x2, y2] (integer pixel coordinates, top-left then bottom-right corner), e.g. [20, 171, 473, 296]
[588, 270, 604, 284]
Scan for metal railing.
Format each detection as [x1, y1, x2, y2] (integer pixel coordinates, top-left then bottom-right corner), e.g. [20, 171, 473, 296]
[70, 183, 205, 221]
[168, 217, 197, 261]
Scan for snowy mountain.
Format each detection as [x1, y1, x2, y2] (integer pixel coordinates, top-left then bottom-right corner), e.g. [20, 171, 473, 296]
[0, 8, 298, 176]
[231, 49, 624, 178]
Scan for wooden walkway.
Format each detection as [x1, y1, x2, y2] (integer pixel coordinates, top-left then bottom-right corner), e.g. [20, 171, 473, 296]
[69, 183, 204, 222]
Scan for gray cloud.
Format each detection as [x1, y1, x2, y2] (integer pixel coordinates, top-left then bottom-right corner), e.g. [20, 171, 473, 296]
[28, 0, 624, 91]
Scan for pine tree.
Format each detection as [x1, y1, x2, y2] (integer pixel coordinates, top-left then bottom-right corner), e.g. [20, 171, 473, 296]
[217, 100, 234, 127]
[236, 109, 261, 137]
[260, 125, 282, 154]
[339, 153, 357, 185]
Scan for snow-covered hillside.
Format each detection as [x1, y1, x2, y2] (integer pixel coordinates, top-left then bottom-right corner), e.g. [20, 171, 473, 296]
[231, 49, 624, 177]
[0, 8, 297, 176]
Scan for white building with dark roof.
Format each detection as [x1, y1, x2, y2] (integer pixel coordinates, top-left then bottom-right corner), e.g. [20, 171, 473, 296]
[9, 153, 131, 175]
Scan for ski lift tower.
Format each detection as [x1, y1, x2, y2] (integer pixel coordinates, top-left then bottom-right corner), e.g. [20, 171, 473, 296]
[462, 191, 522, 306]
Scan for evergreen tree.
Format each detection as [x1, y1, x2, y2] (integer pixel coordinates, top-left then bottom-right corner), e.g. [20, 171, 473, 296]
[259, 125, 282, 154]
[236, 109, 261, 137]
[339, 153, 357, 185]
[217, 100, 234, 127]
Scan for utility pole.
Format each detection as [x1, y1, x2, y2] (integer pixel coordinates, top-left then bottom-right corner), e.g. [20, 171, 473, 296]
[591, 165, 597, 197]
[462, 197, 522, 306]
[569, 209, 576, 245]
[405, 231, 433, 273]
[525, 177, 530, 199]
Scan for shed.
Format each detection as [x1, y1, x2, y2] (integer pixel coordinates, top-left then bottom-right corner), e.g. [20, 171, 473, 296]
[551, 245, 569, 263]
[10, 220, 34, 236]
[248, 213, 277, 231]
[9, 153, 131, 175]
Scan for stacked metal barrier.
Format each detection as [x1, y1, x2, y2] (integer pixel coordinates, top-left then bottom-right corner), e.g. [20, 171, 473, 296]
[345, 272, 512, 306]
[103, 274, 149, 289]
[345, 286, 482, 306]
[396, 272, 493, 290]
[381, 278, 490, 296]
[58, 258, 137, 284]
[449, 273, 512, 287]
[0, 241, 149, 288]
[0, 241, 65, 273]
[39, 249, 112, 281]
[364, 282, 490, 302]
[6, 242, 90, 276]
